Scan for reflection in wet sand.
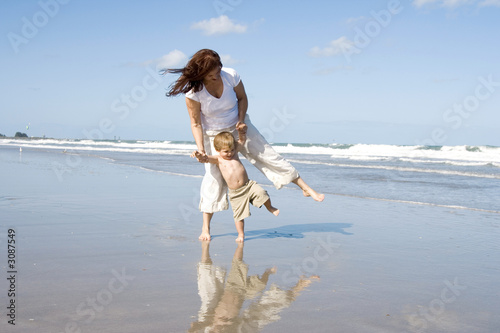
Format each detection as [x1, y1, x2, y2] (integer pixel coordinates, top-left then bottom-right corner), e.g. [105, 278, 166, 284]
[189, 242, 318, 332]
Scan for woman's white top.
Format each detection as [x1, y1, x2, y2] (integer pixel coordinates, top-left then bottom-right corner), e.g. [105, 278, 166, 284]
[186, 67, 241, 131]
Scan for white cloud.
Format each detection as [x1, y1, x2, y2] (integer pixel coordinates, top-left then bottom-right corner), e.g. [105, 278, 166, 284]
[143, 50, 187, 71]
[220, 54, 242, 66]
[413, 0, 499, 7]
[346, 16, 366, 25]
[478, 0, 500, 6]
[191, 15, 247, 36]
[413, 0, 438, 7]
[309, 36, 355, 58]
[441, 0, 474, 7]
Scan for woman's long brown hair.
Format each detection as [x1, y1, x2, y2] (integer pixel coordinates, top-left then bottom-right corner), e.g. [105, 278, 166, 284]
[164, 49, 223, 97]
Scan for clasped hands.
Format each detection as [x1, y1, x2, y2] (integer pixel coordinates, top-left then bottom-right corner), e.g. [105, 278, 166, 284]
[191, 150, 208, 163]
[191, 121, 247, 163]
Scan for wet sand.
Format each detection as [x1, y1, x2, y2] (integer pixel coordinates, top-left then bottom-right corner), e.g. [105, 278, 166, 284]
[1, 146, 499, 332]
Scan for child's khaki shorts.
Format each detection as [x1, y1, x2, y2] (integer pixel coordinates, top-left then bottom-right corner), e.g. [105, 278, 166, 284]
[228, 180, 269, 222]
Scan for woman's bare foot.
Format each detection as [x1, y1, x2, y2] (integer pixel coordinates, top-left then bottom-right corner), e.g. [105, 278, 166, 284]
[199, 231, 211, 241]
[302, 189, 325, 202]
[235, 233, 244, 243]
[292, 275, 321, 295]
[293, 177, 325, 202]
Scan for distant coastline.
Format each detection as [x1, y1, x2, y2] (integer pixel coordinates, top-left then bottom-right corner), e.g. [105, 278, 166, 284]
[1, 136, 49, 140]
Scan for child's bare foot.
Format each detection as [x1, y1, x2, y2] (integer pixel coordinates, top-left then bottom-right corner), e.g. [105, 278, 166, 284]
[264, 199, 280, 216]
[199, 230, 211, 241]
[270, 207, 280, 216]
[235, 233, 244, 243]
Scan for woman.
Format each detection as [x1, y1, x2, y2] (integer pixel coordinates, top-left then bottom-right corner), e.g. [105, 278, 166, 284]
[166, 49, 324, 241]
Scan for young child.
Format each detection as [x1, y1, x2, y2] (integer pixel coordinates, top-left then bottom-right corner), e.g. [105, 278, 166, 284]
[191, 131, 279, 242]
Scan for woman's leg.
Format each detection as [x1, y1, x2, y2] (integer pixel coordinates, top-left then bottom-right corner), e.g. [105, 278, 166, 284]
[238, 116, 299, 189]
[199, 212, 213, 241]
[292, 177, 325, 202]
[239, 116, 324, 201]
[198, 131, 229, 241]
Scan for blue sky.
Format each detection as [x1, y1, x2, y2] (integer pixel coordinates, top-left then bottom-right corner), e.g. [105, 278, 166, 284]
[1, 0, 499, 145]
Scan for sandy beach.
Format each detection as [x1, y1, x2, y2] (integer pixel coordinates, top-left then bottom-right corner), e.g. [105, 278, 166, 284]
[1, 145, 499, 332]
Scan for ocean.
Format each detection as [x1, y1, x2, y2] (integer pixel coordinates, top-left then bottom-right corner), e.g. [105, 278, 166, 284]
[1, 138, 499, 214]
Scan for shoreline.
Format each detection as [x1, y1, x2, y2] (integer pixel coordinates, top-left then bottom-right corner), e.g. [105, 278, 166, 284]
[2, 136, 500, 149]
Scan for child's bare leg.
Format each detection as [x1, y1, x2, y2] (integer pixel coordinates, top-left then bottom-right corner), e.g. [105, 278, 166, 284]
[199, 212, 213, 241]
[292, 177, 325, 202]
[263, 199, 280, 216]
[235, 219, 245, 242]
[233, 242, 244, 260]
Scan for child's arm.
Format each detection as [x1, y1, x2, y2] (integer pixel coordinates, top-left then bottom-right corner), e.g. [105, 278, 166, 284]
[191, 151, 218, 164]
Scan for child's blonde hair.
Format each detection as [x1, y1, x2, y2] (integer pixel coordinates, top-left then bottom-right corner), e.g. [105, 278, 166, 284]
[213, 131, 236, 151]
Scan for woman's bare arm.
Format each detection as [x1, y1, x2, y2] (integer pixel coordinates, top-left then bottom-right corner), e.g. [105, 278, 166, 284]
[234, 81, 248, 127]
[186, 97, 205, 154]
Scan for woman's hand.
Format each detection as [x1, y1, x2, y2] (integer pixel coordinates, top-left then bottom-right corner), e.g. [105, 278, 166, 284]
[236, 121, 247, 134]
[236, 122, 247, 146]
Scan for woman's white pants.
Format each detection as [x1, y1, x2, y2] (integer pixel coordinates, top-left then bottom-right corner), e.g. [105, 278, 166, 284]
[199, 115, 299, 213]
